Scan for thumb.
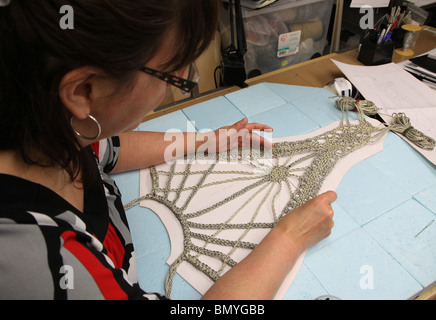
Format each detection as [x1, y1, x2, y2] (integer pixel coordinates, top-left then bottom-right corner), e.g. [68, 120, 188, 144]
[321, 191, 338, 205]
[232, 118, 248, 131]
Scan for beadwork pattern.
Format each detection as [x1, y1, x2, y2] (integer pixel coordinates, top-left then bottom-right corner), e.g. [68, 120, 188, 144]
[126, 105, 388, 298]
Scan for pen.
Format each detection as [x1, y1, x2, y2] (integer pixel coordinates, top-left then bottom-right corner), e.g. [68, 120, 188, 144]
[391, 16, 400, 30]
[402, 11, 412, 25]
[381, 31, 392, 44]
[385, 23, 393, 35]
[374, 14, 387, 30]
[362, 28, 372, 40]
[389, 5, 401, 24]
[377, 28, 386, 44]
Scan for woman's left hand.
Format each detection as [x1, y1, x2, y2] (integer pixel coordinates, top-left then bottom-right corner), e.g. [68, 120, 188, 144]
[197, 118, 274, 154]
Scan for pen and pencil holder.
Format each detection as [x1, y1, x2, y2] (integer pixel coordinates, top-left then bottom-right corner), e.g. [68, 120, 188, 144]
[391, 28, 406, 48]
[358, 37, 394, 66]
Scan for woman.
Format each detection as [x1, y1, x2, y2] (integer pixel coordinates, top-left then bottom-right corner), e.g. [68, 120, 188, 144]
[0, 0, 336, 300]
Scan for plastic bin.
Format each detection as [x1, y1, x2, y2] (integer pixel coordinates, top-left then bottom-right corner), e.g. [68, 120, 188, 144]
[242, 0, 334, 77]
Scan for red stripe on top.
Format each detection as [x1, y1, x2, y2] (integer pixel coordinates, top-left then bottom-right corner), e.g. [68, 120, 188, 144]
[90, 141, 100, 160]
[61, 231, 128, 300]
[103, 222, 126, 269]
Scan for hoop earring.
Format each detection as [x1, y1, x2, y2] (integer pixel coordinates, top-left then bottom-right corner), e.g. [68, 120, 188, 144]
[70, 115, 102, 141]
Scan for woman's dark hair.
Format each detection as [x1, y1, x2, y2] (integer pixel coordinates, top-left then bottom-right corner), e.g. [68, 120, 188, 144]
[0, 0, 220, 186]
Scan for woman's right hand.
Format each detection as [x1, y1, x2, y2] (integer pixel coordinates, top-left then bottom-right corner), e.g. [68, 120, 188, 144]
[274, 191, 337, 254]
[202, 190, 337, 300]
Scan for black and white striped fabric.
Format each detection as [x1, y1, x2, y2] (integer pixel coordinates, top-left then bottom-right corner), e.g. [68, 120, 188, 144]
[0, 136, 167, 300]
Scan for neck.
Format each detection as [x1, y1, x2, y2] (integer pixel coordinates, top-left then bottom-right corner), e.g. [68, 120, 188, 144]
[0, 149, 84, 212]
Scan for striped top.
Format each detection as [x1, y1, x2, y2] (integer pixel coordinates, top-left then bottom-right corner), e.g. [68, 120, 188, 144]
[0, 137, 166, 300]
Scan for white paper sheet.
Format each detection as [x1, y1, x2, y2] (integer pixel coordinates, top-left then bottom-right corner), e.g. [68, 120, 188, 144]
[350, 0, 390, 8]
[332, 59, 436, 165]
[139, 119, 386, 299]
[408, 0, 436, 7]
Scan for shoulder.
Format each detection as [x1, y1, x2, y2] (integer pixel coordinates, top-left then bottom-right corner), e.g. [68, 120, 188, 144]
[90, 136, 121, 174]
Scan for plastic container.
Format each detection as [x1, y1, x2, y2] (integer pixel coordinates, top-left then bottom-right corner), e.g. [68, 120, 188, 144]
[242, 0, 334, 77]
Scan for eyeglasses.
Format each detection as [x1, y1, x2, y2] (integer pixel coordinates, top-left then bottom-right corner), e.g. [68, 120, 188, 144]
[140, 63, 199, 96]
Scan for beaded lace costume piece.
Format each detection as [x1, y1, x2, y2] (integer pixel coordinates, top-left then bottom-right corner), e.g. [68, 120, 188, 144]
[128, 106, 388, 298]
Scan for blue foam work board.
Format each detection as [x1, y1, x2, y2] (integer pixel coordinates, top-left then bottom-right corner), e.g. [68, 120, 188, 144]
[368, 132, 436, 195]
[304, 228, 422, 300]
[112, 83, 436, 300]
[247, 103, 320, 138]
[182, 96, 245, 131]
[283, 263, 328, 300]
[335, 160, 411, 226]
[363, 199, 436, 288]
[225, 83, 287, 117]
[414, 183, 436, 213]
[138, 110, 196, 133]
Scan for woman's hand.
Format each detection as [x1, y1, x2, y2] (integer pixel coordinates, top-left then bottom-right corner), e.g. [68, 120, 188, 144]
[196, 118, 274, 154]
[274, 191, 337, 254]
[202, 191, 337, 300]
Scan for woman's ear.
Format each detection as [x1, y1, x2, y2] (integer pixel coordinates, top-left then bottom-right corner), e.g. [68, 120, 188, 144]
[59, 66, 100, 120]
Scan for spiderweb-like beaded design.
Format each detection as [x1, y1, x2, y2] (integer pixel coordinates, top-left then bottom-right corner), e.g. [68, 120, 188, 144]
[126, 105, 388, 298]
